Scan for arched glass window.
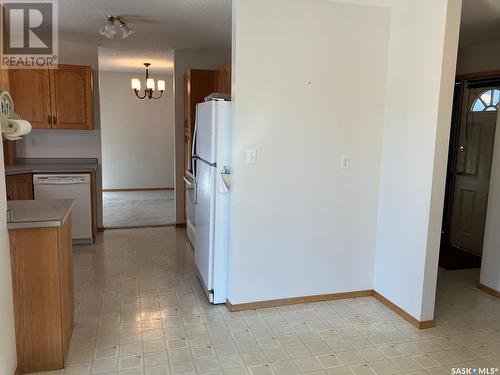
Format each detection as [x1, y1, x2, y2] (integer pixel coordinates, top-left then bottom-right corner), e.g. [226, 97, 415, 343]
[471, 89, 500, 112]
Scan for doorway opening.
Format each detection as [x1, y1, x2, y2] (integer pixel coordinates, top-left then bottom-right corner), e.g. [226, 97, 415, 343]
[439, 74, 500, 270]
[98, 49, 176, 229]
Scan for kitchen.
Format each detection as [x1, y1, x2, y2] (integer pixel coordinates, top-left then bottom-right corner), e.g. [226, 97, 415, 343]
[0, 4, 232, 372]
[4, 0, 499, 374]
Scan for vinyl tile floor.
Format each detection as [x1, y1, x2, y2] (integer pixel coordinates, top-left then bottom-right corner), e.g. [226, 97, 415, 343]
[28, 227, 500, 375]
[103, 191, 175, 229]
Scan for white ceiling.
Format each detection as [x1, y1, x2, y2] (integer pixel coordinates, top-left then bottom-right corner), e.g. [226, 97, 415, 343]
[57, 0, 231, 72]
[460, 0, 500, 47]
[98, 48, 174, 74]
[58, 0, 500, 72]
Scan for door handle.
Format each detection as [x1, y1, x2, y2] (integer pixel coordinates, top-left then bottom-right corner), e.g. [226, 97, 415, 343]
[183, 176, 194, 188]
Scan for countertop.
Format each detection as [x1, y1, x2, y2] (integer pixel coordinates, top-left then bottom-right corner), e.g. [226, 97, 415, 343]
[7, 199, 75, 229]
[5, 158, 98, 176]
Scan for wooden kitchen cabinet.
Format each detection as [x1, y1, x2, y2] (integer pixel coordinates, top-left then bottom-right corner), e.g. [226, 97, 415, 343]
[0, 68, 9, 91]
[8, 69, 52, 129]
[215, 63, 232, 94]
[9, 215, 74, 373]
[51, 65, 93, 130]
[6, 174, 33, 201]
[9, 64, 93, 130]
[184, 69, 217, 171]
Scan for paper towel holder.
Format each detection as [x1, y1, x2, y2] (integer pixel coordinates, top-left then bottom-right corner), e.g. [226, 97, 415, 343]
[1, 90, 31, 140]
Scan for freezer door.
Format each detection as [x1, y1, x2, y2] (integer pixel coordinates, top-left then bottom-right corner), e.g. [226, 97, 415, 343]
[194, 161, 215, 292]
[195, 102, 216, 164]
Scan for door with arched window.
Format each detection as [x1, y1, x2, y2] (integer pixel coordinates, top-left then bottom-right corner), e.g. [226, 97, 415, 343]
[450, 86, 500, 255]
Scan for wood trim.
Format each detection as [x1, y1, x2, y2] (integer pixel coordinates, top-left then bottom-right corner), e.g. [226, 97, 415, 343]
[224, 290, 436, 329]
[456, 69, 500, 81]
[97, 226, 105, 232]
[14, 366, 20, 375]
[226, 290, 374, 312]
[372, 291, 435, 329]
[478, 283, 500, 298]
[175, 223, 187, 228]
[102, 188, 174, 192]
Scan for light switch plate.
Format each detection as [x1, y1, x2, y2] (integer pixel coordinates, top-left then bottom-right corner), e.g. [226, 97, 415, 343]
[247, 149, 257, 164]
[341, 155, 350, 169]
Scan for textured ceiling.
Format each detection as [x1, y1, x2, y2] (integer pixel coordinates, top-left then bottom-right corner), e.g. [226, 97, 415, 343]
[58, 0, 231, 72]
[460, 0, 500, 47]
[58, 0, 500, 71]
[98, 48, 174, 74]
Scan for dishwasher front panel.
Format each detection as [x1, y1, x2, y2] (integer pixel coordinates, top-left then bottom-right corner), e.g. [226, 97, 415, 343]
[33, 174, 92, 243]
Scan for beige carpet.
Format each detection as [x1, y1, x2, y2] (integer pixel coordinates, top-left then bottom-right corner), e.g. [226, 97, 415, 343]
[103, 190, 175, 228]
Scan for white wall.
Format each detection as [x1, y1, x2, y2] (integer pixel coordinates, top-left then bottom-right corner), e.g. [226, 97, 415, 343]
[16, 40, 104, 226]
[228, 0, 391, 304]
[374, 0, 461, 321]
[480, 111, 500, 292]
[0, 145, 17, 374]
[457, 40, 500, 75]
[173, 50, 231, 224]
[99, 71, 175, 190]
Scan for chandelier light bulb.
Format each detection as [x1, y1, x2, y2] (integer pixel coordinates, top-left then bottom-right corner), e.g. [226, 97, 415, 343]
[131, 79, 141, 91]
[146, 78, 155, 90]
[157, 80, 166, 92]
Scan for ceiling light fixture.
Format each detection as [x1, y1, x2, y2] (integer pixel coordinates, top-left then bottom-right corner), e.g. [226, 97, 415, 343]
[131, 63, 166, 100]
[99, 15, 135, 39]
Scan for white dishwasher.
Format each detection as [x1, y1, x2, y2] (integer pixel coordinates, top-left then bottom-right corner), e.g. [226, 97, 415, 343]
[33, 174, 93, 244]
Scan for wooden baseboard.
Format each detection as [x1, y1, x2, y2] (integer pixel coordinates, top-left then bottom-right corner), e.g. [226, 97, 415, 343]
[478, 283, 500, 298]
[97, 226, 105, 232]
[102, 188, 174, 192]
[175, 223, 187, 228]
[226, 290, 374, 312]
[226, 290, 435, 329]
[372, 291, 435, 329]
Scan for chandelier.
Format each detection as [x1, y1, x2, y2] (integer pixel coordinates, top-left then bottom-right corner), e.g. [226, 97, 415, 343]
[99, 15, 135, 39]
[131, 63, 166, 100]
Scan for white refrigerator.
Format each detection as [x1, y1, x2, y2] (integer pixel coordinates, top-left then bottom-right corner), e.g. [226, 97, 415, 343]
[192, 100, 231, 304]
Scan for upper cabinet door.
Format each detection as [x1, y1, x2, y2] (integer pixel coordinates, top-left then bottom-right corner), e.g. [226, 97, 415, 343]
[215, 64, 231, 94]
[9, 69, 52, 129]
[51, 65, 93, 130]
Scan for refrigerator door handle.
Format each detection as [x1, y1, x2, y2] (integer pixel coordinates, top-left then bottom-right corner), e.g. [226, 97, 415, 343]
[184, 173, 198, 204]
[194, 179, 198, 204]
[183, 175, 194, 188]
[191, 106, 199, 178]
